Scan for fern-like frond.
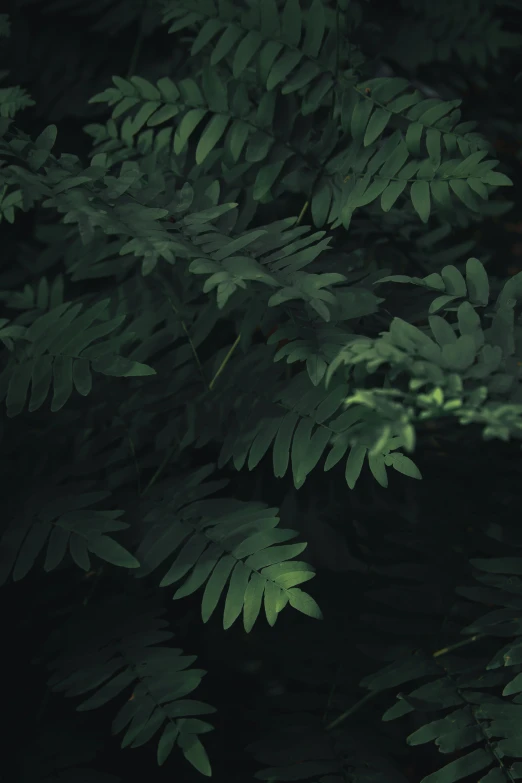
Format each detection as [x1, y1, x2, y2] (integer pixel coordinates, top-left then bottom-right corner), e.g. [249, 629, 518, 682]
[0, 14, 35, 121]
[0, 297, 155, 416]
[385, 0, 522, 71]
[218, 364, 421, 490]
[161, 0, 342, 108]
[135, 494, 321, 631]
[0, 273, 65, 312]
[358, 549, 522, 783]
[46, 597, 216, 775]
[374, 255, 491, 314]
[0, 483, 139, 585]
[336, 83, 511, 227]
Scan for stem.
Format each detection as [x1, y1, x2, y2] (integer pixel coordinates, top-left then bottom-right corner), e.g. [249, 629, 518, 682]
[296, 200, 309, 225]
[160, 275, 210, 391]
[432, 633, 486, 658]
[209, 332, 241, 390]
[126, 430, 142, 496]
[141, 439, 180, 496]
[322, 661, 343, 724]
[82, 566, 105, 607]
[126, 1, 147, 78]
[325, 690, 378, 731]
[325, 633, 487, 732]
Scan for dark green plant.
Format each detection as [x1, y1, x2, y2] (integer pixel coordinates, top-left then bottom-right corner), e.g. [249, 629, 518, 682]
[2, 0, 522, 781]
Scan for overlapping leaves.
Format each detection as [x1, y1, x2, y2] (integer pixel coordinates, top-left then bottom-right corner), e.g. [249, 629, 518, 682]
[0, 298, 155, 416]
[161, 0, 339, 110]
[0, 486, 139, 585]
[135, 496, 322, 631]
[46, 598, 216, 776]
[218, 367, 421, 490]
[374, 256, 490, 313]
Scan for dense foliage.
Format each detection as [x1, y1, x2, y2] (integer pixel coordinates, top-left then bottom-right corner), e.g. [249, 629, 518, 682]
[2, 0, 522, 781]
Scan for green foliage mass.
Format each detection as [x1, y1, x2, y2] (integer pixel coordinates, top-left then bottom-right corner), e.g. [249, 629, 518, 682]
[2, 0, 522, 781]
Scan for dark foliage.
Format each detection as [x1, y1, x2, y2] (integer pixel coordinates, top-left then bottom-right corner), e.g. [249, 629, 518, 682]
[2, 1, 522, 781]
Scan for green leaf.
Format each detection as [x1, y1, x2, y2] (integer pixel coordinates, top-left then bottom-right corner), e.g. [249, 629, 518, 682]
[130, 75, 161, 100]
[287, 587, 322, 619]
[351, 98, 373, 142]
[364, 108, 391, 146]
[467, 177, 488, 200]
[34, 124, 57, 150]
[91, 355, 156, 377]
[381, 180, 407, 211]
[274, 570, 314, 589]
[370, 77, 410, 103]
[28, 355, 53, 412]
[281, 0, 302, 47]
[253, 158, 287, 200]
[191, 19, 223, 56]
[482, 171, 513, 187]
[210, 26, 243, 67]
[418, 101, 458, 125]
[248, 417, 282, 470]
[441, 265, 467, 297]
[72, 358, 92, 396]
[405, 122, 423, 156]
[425, 128, 441, 166]
[465, 257, 489, 306]
[243, 572, 266, 632]
[160, 536, 208, 587]
[355, 178, 389, 208]
[178, 734, 212, 777]
[173, 108, 207, 155]
[302, 0, 325, 57]
[273, 411, 299, 478]
[442, 335, 477, 370]
[430, 179, 452, 209]
[428, 294, 459, 314]
[232, 31, 264, 78]
[172, 544, 222, 600]
[290, 417, 315, 487]
[266, 50, 302, 91]
[157, 724, 179, 766]
[233, 529, 297, 560]
[87, 536, 140, 568]
[429, 315, 457, 346]
[226, 119, 250, 162]
[44, 528, 69, 572]
[386, 453, 422, 479]
[263, 580, 282, 626]
[245, 543, 307, 570]
[195, 114, 230, 165]
[449, 180, 481, 211]
[457, 301, 481, 336]
[410, 180, 430, 222]
[147, 104, 179, 127]
[421, 273, 445, 291]
[76, 670, 136, 711]
[345, 444, 367, 489]
[201, 555, 236, 623]
[311, 178, 332, 227]
[223, 561, 250, 629]
[50, 355, 73, 412]
[306, 354, 328, 386]
[378, 139, 409, 178]
[368, 451, 388, 488]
